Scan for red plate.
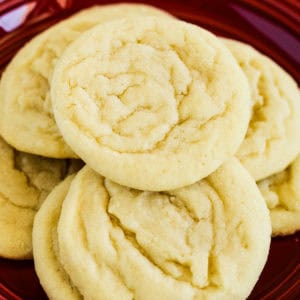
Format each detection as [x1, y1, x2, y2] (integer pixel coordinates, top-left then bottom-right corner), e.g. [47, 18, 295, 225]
[0, 0, 299, 299]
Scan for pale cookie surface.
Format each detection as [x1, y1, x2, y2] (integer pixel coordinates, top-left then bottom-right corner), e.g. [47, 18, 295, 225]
[0, 136, 82, 259]
[58, 160, 271, 300]
[0, 4, 171, 158]
[223, 39, 300, 180]
[51, 17, 251, 190]
[33, 176, 81, 300]
[258, 155, 300, 236]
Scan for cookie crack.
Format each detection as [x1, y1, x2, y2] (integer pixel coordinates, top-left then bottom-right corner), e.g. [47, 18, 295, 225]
[77, 201, 134, 297]
[108, 231, 137, 297]
[258, 165, 298, 212]
[241, 60, 291, 157]
[12, 149, 43, 194]
[201, 181, 228, 288]
[0, 190, 37, 211]
[107, 210, 199, 289]
[161, 191, 199, 222]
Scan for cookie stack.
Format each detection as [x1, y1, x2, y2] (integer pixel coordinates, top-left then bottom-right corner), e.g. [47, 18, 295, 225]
[0, 3, 299, 299]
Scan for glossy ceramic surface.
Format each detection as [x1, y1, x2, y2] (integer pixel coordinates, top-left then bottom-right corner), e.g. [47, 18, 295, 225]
[0, 0, 299, 299]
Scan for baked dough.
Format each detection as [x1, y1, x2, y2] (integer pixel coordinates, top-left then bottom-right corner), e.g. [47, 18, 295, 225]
[223, 39, 300, 180]
[57, 160, 270, 299]
[33, 176, 81, 300]
[0, 4, 172, 158]
[0, 136, 82, 259]
[258, 155, 300, 236]
[51, 17, 251, 190]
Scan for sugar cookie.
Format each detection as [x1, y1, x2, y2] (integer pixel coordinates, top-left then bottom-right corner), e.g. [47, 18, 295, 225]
[0, 136, 82, 259]
[223, 39, 300, 180]
[33, 176, 81, 300]
[57, 160, 270, 299]
[0, 4, 172, 158]
[51, 17, 251, 190]
[258, 155, 300, 236]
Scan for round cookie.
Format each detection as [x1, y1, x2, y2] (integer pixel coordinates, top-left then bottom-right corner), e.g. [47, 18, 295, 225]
[0, 136, 83, 259]
[51, 17, 251, 191]
[258, 155, 300, 236]
[223, 39, 300, 180]
[57, 160, 271, 300]
[33, 176, 81, 300]
[0, 4, 172, 158]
